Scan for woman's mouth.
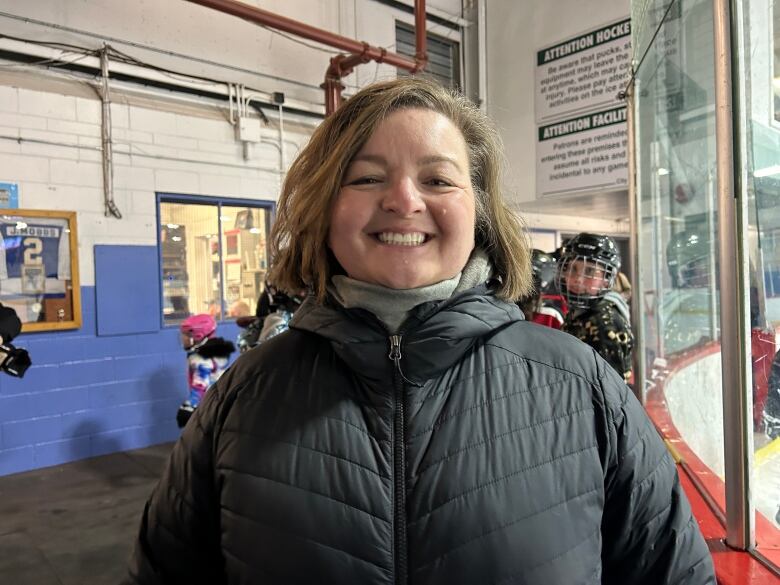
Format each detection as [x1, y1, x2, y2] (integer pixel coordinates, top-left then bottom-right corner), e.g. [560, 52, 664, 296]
[375, 232, 430, 246]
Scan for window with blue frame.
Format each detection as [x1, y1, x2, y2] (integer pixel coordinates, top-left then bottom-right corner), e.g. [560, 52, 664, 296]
[157, 195, 273, 325]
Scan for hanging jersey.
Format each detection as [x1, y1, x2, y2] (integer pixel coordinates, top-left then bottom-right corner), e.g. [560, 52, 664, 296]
[0, 217, 70, 295]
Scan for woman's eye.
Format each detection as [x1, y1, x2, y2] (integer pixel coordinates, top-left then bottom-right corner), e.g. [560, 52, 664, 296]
[425, 177, 453, 187]
[348, 176, 382, 185]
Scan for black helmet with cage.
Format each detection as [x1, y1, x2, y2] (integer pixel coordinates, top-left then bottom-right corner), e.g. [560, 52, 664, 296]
[530, 249, 557, 294]
[556, 232, 621, 309]
[666, 226, 712, 288]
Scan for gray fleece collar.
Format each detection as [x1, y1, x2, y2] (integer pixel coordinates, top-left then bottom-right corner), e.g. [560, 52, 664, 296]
[328, 248, 492, 333]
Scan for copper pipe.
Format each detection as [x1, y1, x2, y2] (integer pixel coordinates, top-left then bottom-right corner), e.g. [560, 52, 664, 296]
[186, 0, 428, 115]
[415, 0, 428, 66]
[187, 0, 418, 70]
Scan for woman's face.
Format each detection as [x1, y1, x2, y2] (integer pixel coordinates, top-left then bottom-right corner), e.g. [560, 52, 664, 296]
[328, 108, 476, 289]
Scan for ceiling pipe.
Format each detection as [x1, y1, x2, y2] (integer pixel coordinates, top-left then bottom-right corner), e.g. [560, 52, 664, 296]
[186, 0, 427, 115]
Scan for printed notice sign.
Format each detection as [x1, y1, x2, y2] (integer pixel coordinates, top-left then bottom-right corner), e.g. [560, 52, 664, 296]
[536, 106, 628, 197]
[535, 19, 631, 123]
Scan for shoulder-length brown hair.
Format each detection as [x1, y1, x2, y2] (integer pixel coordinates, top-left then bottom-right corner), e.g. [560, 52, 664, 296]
[269, 76, 532, 302]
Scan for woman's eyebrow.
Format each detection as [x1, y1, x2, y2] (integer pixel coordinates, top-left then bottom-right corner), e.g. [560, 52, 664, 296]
[419, 155, 463, 171]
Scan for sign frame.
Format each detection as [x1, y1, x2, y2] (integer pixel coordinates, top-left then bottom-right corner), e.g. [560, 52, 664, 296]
[0, 209, 82, 333]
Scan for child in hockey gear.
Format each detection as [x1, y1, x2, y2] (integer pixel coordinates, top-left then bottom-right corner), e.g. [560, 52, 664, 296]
[557, 233, 634, 382]
[235, 284, 306, 353]
[517, 249, 562, 329]
[177, 314, 235, 428]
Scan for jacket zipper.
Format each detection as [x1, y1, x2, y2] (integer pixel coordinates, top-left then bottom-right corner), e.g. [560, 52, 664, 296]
[389, 334, 408, 585]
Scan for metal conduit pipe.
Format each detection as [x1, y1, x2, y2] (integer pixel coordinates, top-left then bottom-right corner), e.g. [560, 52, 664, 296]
[185, 0, 428, 115]
[100, 44, 122, 219]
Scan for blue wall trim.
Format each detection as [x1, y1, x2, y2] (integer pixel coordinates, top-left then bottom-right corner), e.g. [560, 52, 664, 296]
[95, 245, 161, 336]
[0, 285, 239, 476]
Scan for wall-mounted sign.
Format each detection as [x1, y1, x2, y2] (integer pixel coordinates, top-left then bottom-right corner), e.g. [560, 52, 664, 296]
[535, 18, 631, 198]
[535, 18, 631, 123]
[536, 106, 628, 197]
[0, 182, 19, 209]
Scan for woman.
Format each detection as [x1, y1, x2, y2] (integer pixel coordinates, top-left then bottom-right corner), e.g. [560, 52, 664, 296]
[126, 78, 714, 584]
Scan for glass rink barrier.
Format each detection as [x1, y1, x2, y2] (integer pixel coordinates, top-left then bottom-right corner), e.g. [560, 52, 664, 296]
[631, 0, 780, 579]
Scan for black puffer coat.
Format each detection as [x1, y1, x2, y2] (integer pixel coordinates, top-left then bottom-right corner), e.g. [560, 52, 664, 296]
[127, 286, 715, 585]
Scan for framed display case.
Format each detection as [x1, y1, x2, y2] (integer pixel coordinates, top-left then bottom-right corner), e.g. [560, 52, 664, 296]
[0, 209, 81, 332]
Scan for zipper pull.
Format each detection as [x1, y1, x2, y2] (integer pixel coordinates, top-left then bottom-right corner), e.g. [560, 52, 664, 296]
[388, 334, 402, 362]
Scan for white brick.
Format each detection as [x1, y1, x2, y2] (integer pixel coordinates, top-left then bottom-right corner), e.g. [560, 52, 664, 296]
[21, 141, 79, 161]
[18, 182, 95, 210]
[23, 128, 79, 146]
[17, 114, 48, 131]
[78, 136, 102, 148]
[130, 108, 177, 134]
[114, 165, 154, 190]
[154, 169, 199, 193]
[50, 159, 102, 187]
[110, 103, 129, 128]
[0, 153, 49, 182]
[47, 118, 101, 138]
[130, 190, 156, 215]
[18, 89, 77, 120]
[197, 139, 241, 156]
[0, 113, 44, 131]
[175, 115, 233, 141]
[199, 174, 243, 197]
[76, 97, 101, 124]
[113, 128, 153, 144]
[153, 134, 198, 150]
[77, 238, 95, 286]
[0, 86, 18, 113]
[77, 148, 102, 163]
[0, 138, 21, 155]
[241, 177, 279, 200]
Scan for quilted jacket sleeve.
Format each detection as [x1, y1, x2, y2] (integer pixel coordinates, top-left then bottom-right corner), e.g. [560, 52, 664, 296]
[596, 356, 716, 585]
[123, 378, 228, 585]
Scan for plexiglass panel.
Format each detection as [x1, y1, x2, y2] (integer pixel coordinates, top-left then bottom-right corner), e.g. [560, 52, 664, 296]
[737, 0, 780, 551]
[635, 0, 726, 501]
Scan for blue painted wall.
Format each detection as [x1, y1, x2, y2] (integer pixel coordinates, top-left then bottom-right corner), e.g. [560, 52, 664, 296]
[0, 285, 239, 476]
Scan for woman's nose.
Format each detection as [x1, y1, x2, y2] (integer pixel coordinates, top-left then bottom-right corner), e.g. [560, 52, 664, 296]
[381, 177, 426, 215]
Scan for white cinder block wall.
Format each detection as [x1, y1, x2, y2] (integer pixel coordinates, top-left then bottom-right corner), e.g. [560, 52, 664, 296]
[0, 78, 315, 287]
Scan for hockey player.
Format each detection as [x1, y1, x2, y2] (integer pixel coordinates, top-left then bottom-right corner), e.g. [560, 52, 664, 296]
[517, 249, 562, 329]
[176, 314, 235, 428]
[557, 233, 634, 382]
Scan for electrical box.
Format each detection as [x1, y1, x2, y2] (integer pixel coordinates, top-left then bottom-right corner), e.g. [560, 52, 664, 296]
[237, 116, 261, 142]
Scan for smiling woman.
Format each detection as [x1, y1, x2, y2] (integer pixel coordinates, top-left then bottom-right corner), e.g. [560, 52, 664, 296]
[126, 77, 715, 585]
[328, 108, 476, 290]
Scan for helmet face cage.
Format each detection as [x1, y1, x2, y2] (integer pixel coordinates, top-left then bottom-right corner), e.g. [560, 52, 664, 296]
[556, 255, 618, 309]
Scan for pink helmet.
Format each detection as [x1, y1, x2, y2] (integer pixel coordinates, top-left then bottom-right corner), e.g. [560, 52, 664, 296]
[180, 314, 217, 343]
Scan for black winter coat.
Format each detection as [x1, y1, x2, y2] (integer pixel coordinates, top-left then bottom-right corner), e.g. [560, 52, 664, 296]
[126, 286, 715, 585]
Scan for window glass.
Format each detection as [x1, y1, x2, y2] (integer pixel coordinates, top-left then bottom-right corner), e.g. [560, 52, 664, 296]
[160, 202, 219, 323]
[159, 199, 272, 326]
[220, 206, 271, 319]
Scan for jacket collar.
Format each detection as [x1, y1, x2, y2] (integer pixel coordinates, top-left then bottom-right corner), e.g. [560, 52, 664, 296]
[290, 285, 523, 386]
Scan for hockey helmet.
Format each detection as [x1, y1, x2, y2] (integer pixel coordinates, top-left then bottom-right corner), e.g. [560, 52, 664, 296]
[556, 233, 621, 309]
[530, 249, 557, 293]
[180, 314, 217, 344]
[666, 226, 713, 288]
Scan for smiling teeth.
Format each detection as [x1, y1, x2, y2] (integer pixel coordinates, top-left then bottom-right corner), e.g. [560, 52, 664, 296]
[378, 232, 426, 246]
